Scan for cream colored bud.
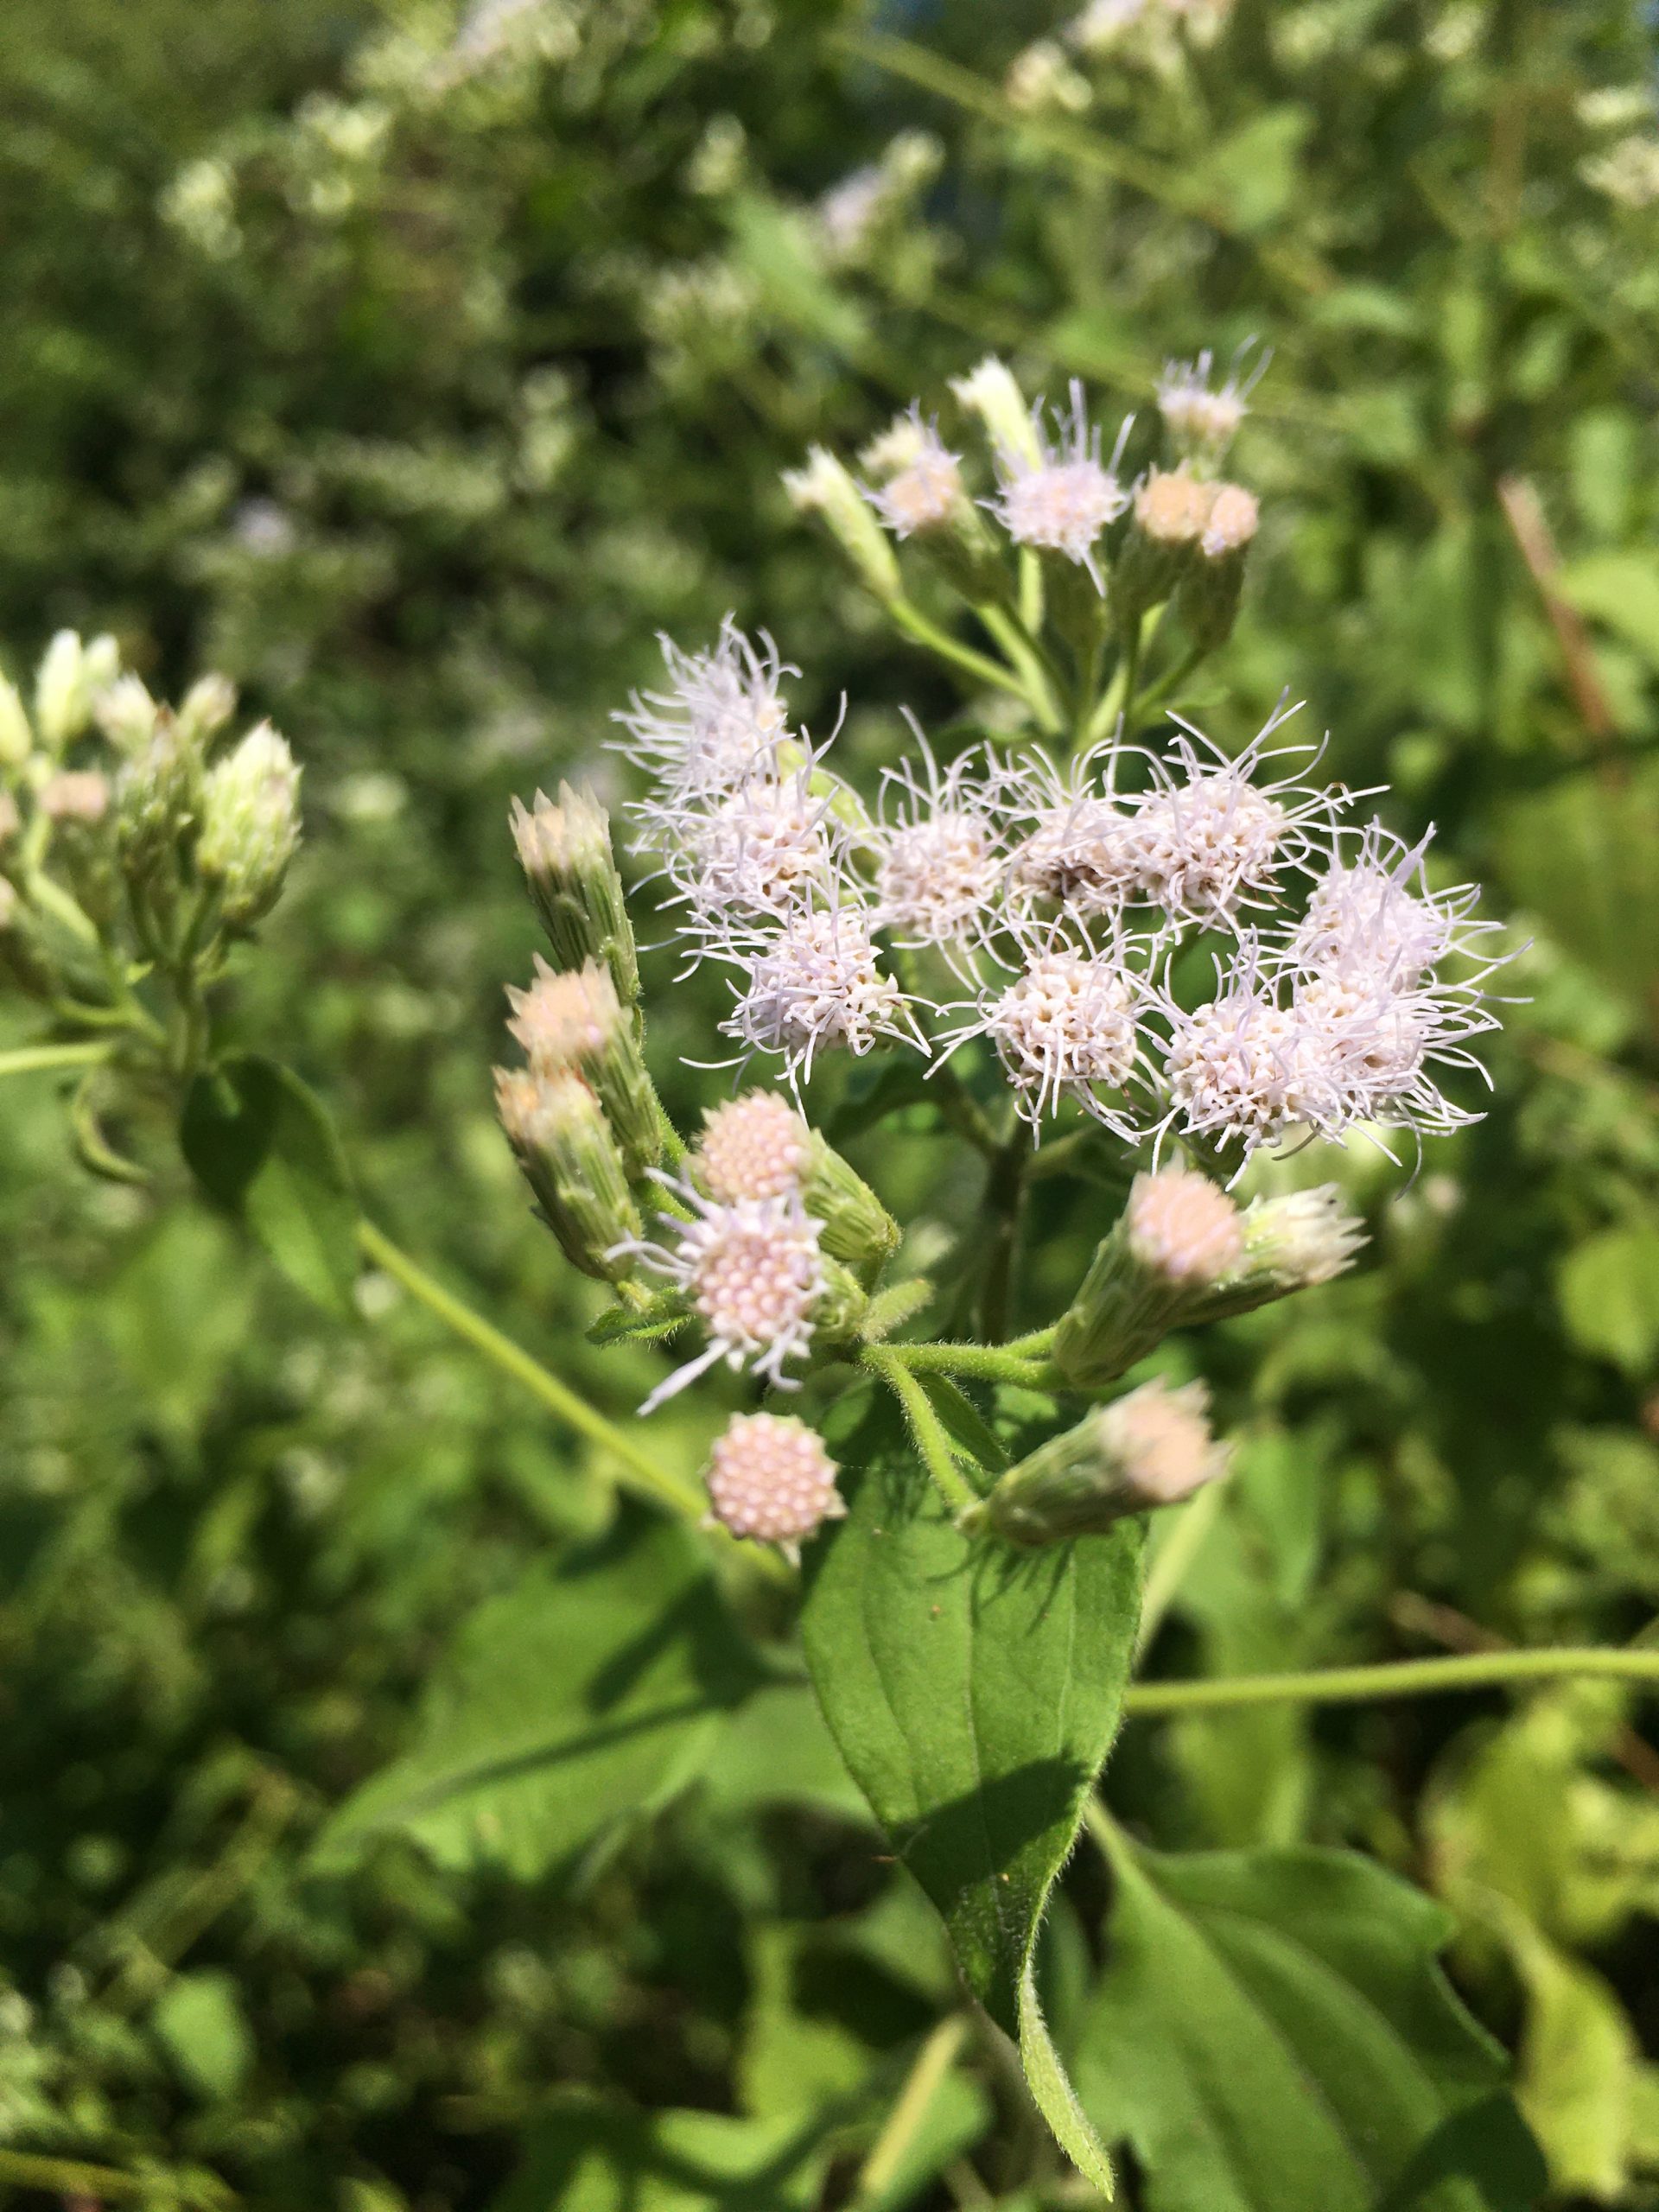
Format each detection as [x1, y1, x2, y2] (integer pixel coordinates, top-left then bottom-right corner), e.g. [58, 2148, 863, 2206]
[1134, 468, 1217, 545]
[196, 721, 301, 928]
[950, 357, 1042, 469]
[1193, 1185, 1367, 1320]
[35, 632, 92, 749]
[495, 1065, 643, 1283]
[963, 1378, 1230, 1546]
[94, 674, 161, 753]
[0, 681, 34, 767]
[783, 447, 902, 602]
[510, 782, 639, 1004]
[178, 672, 239, 745]
[505, 955, 663, 1176]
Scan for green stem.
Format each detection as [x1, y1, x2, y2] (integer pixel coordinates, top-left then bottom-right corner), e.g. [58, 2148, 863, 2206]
[975, 604, 1065, 734]
[1122, 1645, 1659, 1718]
[0, 2145, 228, 2206]
[865, 1347, 979, 1514]
[0, 1039, 113, 1077]
[849, 2015, 972, 2210]
[888, 1340, 1052, 1387]
[889, 598, 1040, 715]
[356, 1219, 707, 1525]
[1127, 640, 1209, 733]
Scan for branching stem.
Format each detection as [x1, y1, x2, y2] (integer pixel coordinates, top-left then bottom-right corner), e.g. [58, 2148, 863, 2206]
[865, 1347, 979, 1514]
[0, 1039, 114, 1078]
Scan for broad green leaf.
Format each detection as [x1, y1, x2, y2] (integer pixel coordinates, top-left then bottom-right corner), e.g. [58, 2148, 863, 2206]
[314, 1516, 764, 1880]
[800, 1386, 1143, 2192]
[180, 1052, 358, 1313]
[1555, 550, 1659, 669]
[1076, 1839, 1541, 2212]
[1194, 107, 1312, 232]
[151, 1971, 254, 2102]
[1556, 1222, 1659, 1375]
[1498, 771, 1659, 1008]
[700, 1680, 874, 1823]
[491, 2095, 836, 2212]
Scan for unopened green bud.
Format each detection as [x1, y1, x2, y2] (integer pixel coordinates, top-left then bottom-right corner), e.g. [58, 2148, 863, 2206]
[804, 1132, 899, 1274]
[962, 1378, 1230, 1547]
[177, 672, 238, 747]
[1174, 483, 1259, 651]
[116, 710, 203, 889]
[1054, 1166, 1243, 1387]
[950, 356, 1042, 469]
[0, 681, 33, 767]
[505, 955, 663, 1177]
[35, 631, 119, 750]
[783, 446, 902, 603]
[1191, 1185, 1366, 1322]
[814, 1253, 873, 1346]
[510, 782, 639, 1004]
[494, 1065, 642, 1282]
[196, 721, 302, 929]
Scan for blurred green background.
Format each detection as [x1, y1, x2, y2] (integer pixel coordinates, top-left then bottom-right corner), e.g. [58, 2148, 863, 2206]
[3, 0, 1659, 2205]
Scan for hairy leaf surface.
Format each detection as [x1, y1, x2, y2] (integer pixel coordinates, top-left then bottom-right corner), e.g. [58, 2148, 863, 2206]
[1077, 1837, 1546, 2212]
[800, 1385, 1142, 2190]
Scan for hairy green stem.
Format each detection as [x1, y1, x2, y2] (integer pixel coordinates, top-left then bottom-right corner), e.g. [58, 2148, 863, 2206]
[888, 1340, 1052, 1387]
[0, 1038, 114, 1077]
[866, 1347, 979, 1514]
[849, 2015, 972, 2209]
[356, 1220, 707, 1523]
[1122, 1644, 1659, 1718]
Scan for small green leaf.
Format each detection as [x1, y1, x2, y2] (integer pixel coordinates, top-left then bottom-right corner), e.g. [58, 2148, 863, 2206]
[1555, 551, 1659, 669]
[151, 1971, 254, 2102]
[1499, 772, 1659, 1009]
[801, 1387, 1142, 2191]
[181, 1053, 358, 1313]
[315, 1516, 764, 1880]
[1076, 1838, 1541, 2212]
[1556, 1223, 1659, 1375]
[586, 1294, 689, 1348]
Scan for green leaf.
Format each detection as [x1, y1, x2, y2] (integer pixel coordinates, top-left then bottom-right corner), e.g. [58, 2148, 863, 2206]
[1498, 771, 1659, 1009]
[180, 1052, 358, 1313]
[491, 2094, 836, 2212]
[800, 1386, 1143, 2191]
[1076, 1838, 1541, 2212]
[1193, 107, 1313, 232]
[1556, 1222, 1659, 1375]
[1505, 1921, 1640, 2202]
[1555, 550, 1659, 669]
[585, 1294, 689, 1348]
[150, 1971, 255, 2102]
[314, 1516, 764, 1880]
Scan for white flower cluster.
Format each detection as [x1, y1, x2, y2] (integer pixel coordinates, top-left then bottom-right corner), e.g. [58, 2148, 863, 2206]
[614, 626, 1507, 1173]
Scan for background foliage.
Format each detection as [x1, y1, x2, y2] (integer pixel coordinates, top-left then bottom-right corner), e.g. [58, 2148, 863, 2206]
[3, 0, 1659, 2205]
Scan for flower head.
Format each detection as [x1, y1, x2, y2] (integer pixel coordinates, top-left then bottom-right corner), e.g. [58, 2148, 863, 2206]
[613, 620, 792, 801]
[651, 755, 848, 944]
[1133, 467, 1216, 546]
[695, 1090, 810, 1203]
[1200, 483, 1260, 558]
[1125, 1166, 1243, 1285]
[873, 735, 1001, 948]
[987, 380, 1131, 588]
[1122, 706, 1345, 925]
[703, 1411, 845, 1559]
[614, 1181, 825, 1412]
[997, 743, 1143, 918]
[719, 903, 919, 1079]
[945, 941, 1143, 1129]
[1098, 1376, 1230, 1504]
[1155, 346, 1264, 462]
[506, 955, 627, 1073]
[1289, 823, 1502, 990]
[862, 412, 965, 539]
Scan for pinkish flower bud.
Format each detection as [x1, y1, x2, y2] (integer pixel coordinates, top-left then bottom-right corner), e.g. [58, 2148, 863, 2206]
[702, 1410, 846, 1560]
[963, 1377, 1230, 1545]
[505, 955, 663, 1175]
[1054, 1166, 1243, 1386]
[494, 1065, 642, 1282]
[510, 781, 639, 1004]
